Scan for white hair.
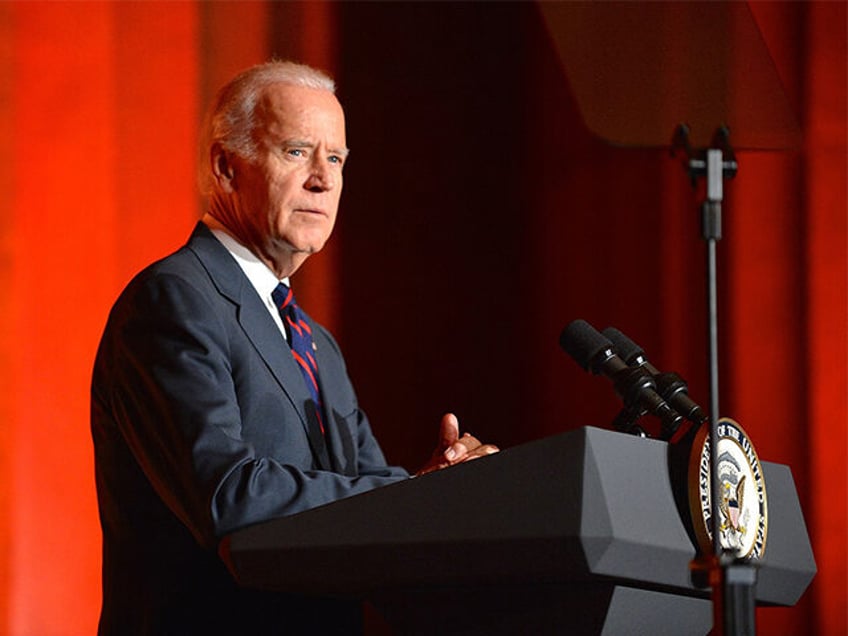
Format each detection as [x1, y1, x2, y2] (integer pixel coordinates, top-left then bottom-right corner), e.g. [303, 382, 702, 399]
[198, 60, 336, 195]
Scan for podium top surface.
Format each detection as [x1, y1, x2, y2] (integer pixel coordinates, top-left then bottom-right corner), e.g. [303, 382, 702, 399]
[224, 427, 815, 605]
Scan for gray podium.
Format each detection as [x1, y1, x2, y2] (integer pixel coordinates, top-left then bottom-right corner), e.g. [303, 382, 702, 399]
[222, 427, 816, 635]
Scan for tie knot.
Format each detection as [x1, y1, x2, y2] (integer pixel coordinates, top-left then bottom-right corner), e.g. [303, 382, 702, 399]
[272, 283, 295, 311]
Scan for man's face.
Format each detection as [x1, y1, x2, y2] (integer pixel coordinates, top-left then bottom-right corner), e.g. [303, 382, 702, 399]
[220, 83, 348, 277]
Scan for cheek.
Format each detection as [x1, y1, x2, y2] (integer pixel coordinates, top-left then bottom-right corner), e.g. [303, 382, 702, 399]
[267, 176, 299, 207]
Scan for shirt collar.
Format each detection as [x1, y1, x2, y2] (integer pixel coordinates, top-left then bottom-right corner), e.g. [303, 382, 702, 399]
[201, 214, 289, 300]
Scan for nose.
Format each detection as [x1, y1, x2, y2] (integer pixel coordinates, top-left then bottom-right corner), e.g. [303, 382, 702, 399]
[304, 157, 336, 193]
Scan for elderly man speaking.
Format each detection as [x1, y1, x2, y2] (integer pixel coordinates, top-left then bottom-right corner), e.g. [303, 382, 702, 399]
[91, 61, 497, 635]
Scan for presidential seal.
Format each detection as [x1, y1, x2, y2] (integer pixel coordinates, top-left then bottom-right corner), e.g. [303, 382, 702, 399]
[688, 418, 768, 560]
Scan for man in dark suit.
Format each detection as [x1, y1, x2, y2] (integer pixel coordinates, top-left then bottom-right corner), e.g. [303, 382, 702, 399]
[91, 61, 497, 634]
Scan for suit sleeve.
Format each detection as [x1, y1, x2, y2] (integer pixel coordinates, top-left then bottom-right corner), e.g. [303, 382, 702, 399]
[94, 270, 408, 550]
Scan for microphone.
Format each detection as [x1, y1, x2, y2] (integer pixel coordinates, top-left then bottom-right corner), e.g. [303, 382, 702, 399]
[602, 327, 707, 425]
[560, 319, 683, 436]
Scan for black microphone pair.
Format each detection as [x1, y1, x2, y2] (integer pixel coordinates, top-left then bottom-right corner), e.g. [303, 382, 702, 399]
[560, 319, 706, 439]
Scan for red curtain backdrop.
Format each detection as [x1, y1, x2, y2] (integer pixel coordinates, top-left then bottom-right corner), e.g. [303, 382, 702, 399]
[0, 2, 844, 634]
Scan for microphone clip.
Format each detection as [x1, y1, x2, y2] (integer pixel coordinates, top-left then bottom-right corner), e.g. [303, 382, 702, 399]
[610, 364, 684, 440]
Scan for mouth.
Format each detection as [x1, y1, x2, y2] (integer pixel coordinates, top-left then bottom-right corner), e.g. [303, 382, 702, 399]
[294, 208, 327, 217]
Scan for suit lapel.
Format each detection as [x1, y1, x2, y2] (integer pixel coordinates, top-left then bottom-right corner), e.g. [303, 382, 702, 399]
[236, 294, 332, 470]
[311, 328, 356, 476]
[186, 223, 332, 470]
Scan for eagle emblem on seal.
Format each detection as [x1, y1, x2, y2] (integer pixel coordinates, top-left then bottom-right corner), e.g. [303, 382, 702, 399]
[688, 419, 768, 560]
[720, 474, 746, 533]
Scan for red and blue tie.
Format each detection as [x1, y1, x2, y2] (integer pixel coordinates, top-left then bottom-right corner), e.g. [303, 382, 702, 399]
[272, 283, 325, 434]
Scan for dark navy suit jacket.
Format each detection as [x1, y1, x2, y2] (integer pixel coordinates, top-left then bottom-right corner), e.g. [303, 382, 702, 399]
[91, 223, 408, 634]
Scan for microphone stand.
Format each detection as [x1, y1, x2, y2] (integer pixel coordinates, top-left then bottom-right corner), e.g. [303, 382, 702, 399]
[672, 125, 757, 636]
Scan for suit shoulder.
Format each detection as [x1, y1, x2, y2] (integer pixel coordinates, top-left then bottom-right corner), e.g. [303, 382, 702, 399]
[116, 246, 211, 304]
[117, 224, 235, 302]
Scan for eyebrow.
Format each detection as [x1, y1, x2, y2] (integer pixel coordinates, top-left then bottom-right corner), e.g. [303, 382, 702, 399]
[285, 139, 351, 158]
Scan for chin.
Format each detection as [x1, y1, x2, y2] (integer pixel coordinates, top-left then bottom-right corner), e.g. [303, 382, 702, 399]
[300, 233, 331, 253]
[290, 239, 327, 256]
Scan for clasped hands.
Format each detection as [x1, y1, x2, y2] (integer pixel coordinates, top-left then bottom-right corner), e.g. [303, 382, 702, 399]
[416, 413, 499, 476]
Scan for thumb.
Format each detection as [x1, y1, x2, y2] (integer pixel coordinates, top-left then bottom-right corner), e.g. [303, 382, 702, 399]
[438, 412, 460, 450]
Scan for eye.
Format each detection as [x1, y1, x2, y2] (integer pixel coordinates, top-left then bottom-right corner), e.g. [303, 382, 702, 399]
[286, 148, 306, 158]
[328, 154, 344, 165]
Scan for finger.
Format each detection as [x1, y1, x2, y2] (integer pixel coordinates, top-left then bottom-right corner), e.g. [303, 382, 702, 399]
[458, 433, 481, 450]
[456, 443, 500, 463]
[446, 435, 487, 462]
[445, 435, 478, 461]
[471, 443, 499, 457]
[445, 440, 469, 462]
[438, 413, 460, 450]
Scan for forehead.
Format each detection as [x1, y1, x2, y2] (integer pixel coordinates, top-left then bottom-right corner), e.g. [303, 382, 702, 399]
[254, 83, 346, 142]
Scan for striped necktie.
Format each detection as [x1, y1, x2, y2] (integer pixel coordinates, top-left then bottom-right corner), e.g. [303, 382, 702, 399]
[271, 283, 325, 434]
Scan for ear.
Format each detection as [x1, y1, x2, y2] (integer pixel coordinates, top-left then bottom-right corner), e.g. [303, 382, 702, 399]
[210, 142, 236, 192]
